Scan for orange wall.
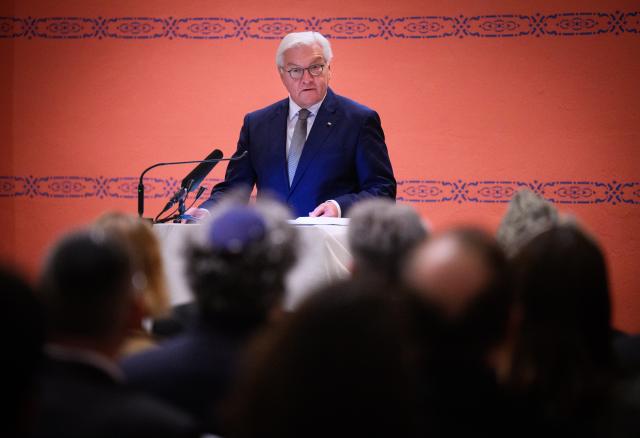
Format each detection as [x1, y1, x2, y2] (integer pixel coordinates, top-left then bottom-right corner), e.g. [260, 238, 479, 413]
[1, 1, 639, 331]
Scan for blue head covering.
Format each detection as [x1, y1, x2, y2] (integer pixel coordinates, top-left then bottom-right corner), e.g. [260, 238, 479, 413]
[207, 206, 267, 254]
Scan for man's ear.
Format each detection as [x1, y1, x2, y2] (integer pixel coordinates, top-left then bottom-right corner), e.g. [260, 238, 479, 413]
[127, 293, 147, 331]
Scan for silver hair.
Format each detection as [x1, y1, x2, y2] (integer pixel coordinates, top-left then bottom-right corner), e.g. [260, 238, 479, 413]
[275, 31, 333, 68]
[497, 189, 559, 257]
[348, 198, 429, 282]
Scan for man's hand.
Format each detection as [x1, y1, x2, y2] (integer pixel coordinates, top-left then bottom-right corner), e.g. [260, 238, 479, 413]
[184, 207, 211, 223]
[309, 201, 339, 217]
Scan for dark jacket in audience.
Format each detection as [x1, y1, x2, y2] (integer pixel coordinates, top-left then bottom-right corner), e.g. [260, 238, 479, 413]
[2, 267, 45, 438]
[614, 333, 640, 378]
[122, 318, 253, 433]
[32, 353, 197, 438]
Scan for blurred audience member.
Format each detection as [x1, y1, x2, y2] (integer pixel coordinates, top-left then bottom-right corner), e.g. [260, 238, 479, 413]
[150, 301, 197, 339]
[93, 212, 170, 356]
[224, 280, 421, 438]
[1, 267, 44, 438]
[614, 334, 640, 378]
[121, 196, 298, 435]
[508, 223, 640, 436]
[497, 189, 559, 257]
[348, 198, 428, 285]
[32, 230, 196, 438]
[404, 228, 519, 437]
[405, 228, 512, 326]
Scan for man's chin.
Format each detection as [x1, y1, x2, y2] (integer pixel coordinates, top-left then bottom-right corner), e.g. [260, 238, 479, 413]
[297, 92, 321, 107]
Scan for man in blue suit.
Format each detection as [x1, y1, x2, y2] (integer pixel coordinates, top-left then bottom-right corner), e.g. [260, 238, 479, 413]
[196, 31, 396, 218]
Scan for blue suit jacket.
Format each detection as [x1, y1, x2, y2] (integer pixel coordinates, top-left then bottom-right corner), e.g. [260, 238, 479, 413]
[121, 322, 251, 435]
[200, 88, 396, 217]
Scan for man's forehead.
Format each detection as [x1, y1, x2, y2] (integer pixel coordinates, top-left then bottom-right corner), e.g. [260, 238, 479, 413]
[285, 55, 325, 67]
[283, 44, 325, 62]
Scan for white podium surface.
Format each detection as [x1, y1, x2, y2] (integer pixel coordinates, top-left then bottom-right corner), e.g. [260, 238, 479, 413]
[153, 221, 352, 310]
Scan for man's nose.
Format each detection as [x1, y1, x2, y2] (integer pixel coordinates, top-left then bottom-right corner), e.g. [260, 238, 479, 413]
[301, 68, 314, 81]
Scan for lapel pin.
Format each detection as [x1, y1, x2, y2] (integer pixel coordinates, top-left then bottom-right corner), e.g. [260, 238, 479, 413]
[327, 122, 332, 127]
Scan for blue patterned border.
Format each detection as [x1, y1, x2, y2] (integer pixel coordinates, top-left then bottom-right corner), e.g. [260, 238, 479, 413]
[397, 180, 640, 206]
[0, 175, 219, 200]
[2, 176, 639, 206]
[0, 12, 638, 40]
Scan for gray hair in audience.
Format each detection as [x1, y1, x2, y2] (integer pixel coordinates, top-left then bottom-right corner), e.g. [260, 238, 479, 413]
[186, 192, 298, 323]
[497, 189, 559, 257]
[348, 198, 428, 283]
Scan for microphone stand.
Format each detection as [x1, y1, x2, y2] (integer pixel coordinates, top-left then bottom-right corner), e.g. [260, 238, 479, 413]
[137, 151, 248, 219]
[173, 179, 194, 223]
[155, 186, 207, 224]
[175, 193, 187, 223]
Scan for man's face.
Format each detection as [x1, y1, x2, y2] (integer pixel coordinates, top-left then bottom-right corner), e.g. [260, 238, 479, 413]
[279, 43, 331, 108]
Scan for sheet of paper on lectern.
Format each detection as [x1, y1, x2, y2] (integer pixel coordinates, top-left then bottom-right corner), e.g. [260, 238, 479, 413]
[289, 217, 350, 226]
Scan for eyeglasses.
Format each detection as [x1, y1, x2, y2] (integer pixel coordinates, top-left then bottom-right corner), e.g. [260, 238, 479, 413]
[284, 64, 326, 80]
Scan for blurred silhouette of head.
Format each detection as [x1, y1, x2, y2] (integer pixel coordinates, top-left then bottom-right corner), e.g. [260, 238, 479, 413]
[186, 195, 297, 331]
[224, 280, 420, 438]
[1, 267, 45, 437]
[508, 222, 612, 416]
[405, 228, 512, 359]
[39, 229, 141, 351]
[497, 189, 559, 258]
[348, 198, 428, 284]
[93, 212, 170, 319]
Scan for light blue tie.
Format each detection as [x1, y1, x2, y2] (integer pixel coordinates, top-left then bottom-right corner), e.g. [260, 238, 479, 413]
[287, 108, 311, 186]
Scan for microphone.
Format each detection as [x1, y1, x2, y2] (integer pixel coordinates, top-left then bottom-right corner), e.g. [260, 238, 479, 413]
[137, 149, 248, 218]
[158, 178, 195, 218]
[180, 149, 223, 193]
[193, 186, 207, 203]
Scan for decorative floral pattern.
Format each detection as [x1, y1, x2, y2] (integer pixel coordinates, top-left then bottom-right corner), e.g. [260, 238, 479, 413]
[2, 176, 637, 205]
[1, 12, 638, 40]
[397, 180, 638, 205]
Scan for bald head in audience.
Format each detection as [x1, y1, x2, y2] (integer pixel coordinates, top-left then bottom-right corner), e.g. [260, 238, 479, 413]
[406, 228, 508, 315]
[404, 228, 512, 358]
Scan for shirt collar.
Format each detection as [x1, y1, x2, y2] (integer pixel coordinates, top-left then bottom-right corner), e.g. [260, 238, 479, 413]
[288, 95, 325, 121]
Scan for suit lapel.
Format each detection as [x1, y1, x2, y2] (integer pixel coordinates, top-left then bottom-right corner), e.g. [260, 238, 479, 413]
[267, 99, 290, 195]
[288, 89, 339, 195]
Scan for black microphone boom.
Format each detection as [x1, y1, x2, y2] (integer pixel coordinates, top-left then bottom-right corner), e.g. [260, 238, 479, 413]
[137, 149, 248, 218]
[180, 149, 223, 192]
